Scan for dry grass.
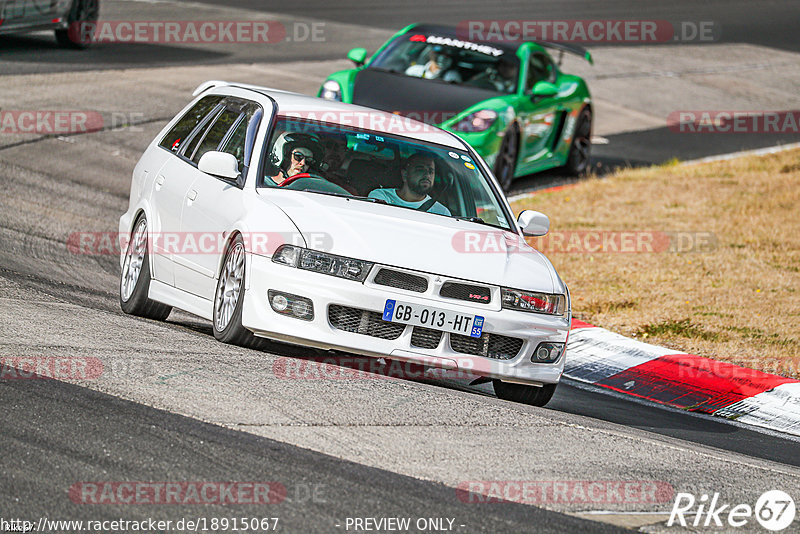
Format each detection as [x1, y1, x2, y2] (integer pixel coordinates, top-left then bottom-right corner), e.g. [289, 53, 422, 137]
[512, 149, 800, 378]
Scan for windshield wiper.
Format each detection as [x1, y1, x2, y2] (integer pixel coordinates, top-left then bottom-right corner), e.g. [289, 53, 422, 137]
[370, 66, 401, 74]
[453, 216, 486, 224]
[299, 190, 388, 204]
[452, 216, 511, 231]
[349, 195, 388, 204]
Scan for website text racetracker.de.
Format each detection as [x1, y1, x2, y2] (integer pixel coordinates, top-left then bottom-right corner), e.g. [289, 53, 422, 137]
[457, 20, 719, 43]
[0, 517, 279, 533]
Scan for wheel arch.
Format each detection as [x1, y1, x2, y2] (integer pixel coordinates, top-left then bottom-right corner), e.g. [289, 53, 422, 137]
[214, 222, 253, 289]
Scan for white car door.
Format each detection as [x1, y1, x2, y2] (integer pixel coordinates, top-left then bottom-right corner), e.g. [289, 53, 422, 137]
[147, 95, 224, 286]
[176, 99, 265, 300]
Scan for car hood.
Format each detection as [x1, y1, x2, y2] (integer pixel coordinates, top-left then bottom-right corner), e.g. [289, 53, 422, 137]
[258, 190, 559, 294]
[351, 68, 499, 125]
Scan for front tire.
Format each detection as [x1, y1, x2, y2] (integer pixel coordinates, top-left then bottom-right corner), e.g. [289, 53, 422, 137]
[493, 380, 557, 407]
[55, 0, 99, 49]
[213, 235, 258, 347]
[494, 126, 519, 192]
[564, 107, 592, 175]
[119, 216, 172, 321]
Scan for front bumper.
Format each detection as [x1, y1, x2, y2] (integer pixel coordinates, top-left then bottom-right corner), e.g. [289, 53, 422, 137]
[242, 255, 569, 385]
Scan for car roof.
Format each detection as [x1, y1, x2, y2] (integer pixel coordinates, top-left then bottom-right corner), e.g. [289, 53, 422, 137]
[194, 81, 467, 150]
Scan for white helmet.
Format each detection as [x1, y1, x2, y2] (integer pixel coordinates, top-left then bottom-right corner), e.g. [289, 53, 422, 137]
[269, 131, 323, 175]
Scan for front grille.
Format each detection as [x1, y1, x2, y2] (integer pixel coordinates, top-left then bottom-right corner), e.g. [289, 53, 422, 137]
[449, 332, 523, 360]
[410, 326, 443, 349]
[439, 281, 492, 304]
[328, 305, 404, 340]
[374, 268, 428, 293]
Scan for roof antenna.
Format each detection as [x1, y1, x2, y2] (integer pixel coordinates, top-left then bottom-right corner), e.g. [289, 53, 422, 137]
[557, 49, 564, 67]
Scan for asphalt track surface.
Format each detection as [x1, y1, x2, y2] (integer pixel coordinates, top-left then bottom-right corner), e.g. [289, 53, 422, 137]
[189, 0, 800, 53]
[2, 1, 800, 532]
[1, 377, 617, 533]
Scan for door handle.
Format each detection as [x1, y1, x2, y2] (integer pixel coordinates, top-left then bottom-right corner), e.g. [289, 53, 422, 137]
[187, 190, 198, 202]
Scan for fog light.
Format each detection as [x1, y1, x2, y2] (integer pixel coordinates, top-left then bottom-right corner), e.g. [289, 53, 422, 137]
[268, 290, 314, 321]
[271, 294, 289, 312]
[532, 342, 565, 363]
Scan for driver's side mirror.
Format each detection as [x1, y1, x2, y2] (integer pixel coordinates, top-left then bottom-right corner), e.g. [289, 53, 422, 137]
[347, 47, 367, 67]
[517, 210, 550, 236]
[198, 151, 240, 181]
[530, 81, 558, 99]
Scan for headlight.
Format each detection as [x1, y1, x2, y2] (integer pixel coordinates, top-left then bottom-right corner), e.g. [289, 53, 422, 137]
[272, 245, 373, 282]
[452, 109, 498, 133]
[501, 288, 566, 315]
[320, 80, 342, 101]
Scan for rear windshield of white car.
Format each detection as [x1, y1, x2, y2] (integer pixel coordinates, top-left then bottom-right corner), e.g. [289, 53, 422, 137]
[258, 117, 514, 231]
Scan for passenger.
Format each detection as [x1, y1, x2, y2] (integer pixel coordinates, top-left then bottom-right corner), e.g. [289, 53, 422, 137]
[268, 132, 323, 185]
[368, 153, 451, 215]
[320, 133, 350, 177]
[405, 46, 462, 83]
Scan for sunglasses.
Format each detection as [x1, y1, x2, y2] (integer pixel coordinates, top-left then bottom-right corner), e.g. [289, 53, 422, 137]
[292, 151, 316, 166]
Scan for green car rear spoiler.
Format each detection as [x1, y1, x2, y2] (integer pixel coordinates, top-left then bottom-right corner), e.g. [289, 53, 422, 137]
[538, 41, 594, 65]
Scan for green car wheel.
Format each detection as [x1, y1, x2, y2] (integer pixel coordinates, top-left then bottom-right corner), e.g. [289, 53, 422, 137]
[565, 107, 592, 176]
[494, 127, 519, 192]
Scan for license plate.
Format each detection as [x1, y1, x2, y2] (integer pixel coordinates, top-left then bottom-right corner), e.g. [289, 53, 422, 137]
[382, 299, 484, 338]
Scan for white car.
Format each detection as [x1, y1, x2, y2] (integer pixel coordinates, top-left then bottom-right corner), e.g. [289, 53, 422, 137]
[119, 81, 571, 406]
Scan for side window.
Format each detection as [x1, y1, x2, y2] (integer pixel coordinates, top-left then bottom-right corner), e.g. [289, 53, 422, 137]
[159, 95, 223, 152]
[219, 104, 260, 171]
[189, 108, 241, 164]
[525, 54, 556, 91]
[179, 106, 221, 160]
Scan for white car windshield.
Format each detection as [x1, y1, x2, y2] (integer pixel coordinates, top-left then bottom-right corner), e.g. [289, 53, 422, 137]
[259, 117, 514, 231]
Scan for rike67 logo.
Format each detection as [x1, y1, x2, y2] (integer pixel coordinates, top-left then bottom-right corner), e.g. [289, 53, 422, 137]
[668, 490, 796, 531]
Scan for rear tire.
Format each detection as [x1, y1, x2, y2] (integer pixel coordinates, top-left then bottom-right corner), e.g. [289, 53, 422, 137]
[119, 215, 172, 321]
[493, 380, 557, 407]
[493, 126, 518, 192]
[55, 0, 99, 49]
[564, 107, 592, 175]
[213, 235, 260, 348]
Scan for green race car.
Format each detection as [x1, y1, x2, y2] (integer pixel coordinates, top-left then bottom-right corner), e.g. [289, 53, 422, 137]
[318, 23, 594, 191]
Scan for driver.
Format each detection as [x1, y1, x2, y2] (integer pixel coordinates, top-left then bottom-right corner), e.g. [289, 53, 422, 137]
[268, 132, 323, 185]
[368, 152, 451, 215]
[405, 46, 462, 83]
